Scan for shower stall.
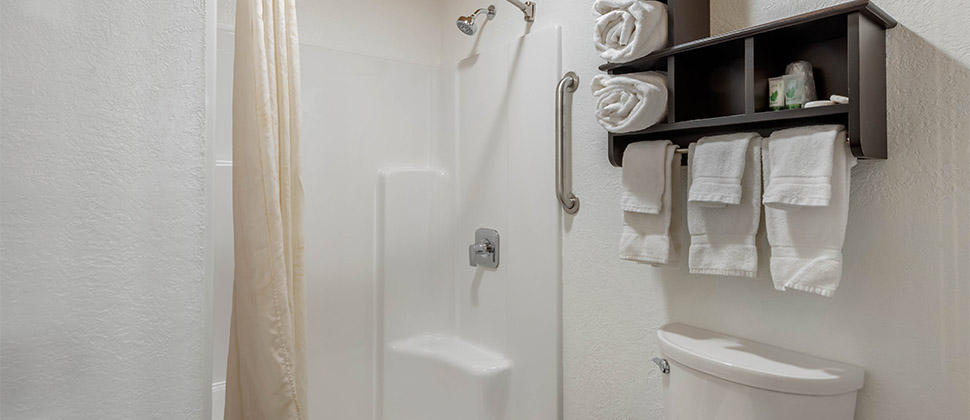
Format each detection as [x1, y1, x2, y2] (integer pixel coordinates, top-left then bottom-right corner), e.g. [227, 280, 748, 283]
[210, 1, 566, 418]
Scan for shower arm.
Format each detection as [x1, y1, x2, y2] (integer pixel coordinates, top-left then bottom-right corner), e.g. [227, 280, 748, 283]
[471, 7, 496, 22]
[505, 0, 536, 22]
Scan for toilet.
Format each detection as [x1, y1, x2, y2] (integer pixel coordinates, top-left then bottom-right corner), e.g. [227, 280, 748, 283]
[656, 323, 865, 420]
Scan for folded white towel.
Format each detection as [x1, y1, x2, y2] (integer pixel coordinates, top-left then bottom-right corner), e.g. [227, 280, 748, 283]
[622, 140, 671, 213]
[594, 0, 668, 63]
[620, 143, 677, 264]
[592, 72, 668, 133]
[688, 133, 759, 208]
[762, 125, 843, 208]
[687, 137, 762, 277]
[765, 130, 856, 297]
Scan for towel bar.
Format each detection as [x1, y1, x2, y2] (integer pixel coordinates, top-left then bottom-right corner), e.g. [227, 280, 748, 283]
[674, 136, 852, 155]
[672, 136, 848, 155]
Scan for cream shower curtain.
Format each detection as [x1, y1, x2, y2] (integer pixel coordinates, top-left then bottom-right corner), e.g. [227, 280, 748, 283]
[225, 0, 306, 419]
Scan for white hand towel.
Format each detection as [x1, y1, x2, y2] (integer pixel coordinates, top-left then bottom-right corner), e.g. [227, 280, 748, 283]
[592, 72, 668, 133]
[593, 0, 668, 63]
[687, 137, 762, 277]
[688, 133, 759, 208]
[620, 143, 678, 264]
[765, 130, 856, 297]
[762, 125, 843, 208]
[622, 140, 672, 213]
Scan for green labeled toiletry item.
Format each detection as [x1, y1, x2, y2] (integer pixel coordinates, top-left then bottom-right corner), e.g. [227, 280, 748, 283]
[769, 77, 786, 111]
[783, 74, 805, 109]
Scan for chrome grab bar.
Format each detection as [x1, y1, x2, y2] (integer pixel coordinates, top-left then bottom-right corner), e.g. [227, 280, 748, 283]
[556, 72, 580, 215]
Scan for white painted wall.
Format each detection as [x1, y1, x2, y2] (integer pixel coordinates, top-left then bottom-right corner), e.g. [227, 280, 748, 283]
[0, 1, 209, 419]
[546, 1, 967, 420]
[218, 0, 441, 67]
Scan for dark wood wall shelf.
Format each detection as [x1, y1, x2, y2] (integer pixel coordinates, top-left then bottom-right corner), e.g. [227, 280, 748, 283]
[603, 0, 896, 167]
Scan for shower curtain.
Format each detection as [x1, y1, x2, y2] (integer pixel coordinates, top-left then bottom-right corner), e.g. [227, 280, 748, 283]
[225, 0, 306, 419]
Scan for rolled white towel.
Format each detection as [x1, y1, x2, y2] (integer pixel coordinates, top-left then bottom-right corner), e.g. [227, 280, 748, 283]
[592, 72, 668, 133]
[594, 0, 668, 63]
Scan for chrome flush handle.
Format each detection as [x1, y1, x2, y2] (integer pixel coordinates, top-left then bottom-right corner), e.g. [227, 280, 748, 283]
[652, 357, 670, 374]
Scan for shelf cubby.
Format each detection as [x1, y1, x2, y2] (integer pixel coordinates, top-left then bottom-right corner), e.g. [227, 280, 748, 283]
[673, 38, 747, 121]
[752, 14, 848, 113]
[601, 0, 897, 166]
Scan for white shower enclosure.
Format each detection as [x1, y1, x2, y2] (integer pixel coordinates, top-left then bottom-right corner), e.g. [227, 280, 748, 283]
[211, 16, 564, 420]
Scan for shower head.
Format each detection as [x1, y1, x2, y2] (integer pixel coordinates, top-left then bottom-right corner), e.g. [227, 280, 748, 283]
[456, 5, 496, 36]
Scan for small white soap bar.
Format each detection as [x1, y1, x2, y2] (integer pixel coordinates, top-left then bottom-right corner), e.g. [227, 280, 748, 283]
[830, 94, 849, 104]
[805, 100, 836, 108]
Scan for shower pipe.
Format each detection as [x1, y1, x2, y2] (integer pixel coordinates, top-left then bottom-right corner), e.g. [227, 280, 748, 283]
[556, 72, 579, 215]
[506, 0, 536, 22]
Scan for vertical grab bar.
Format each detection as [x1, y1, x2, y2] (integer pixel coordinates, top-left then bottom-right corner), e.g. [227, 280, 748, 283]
[556, 72, 580, 215]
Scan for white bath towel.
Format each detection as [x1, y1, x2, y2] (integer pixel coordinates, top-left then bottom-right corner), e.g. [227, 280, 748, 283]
[668, 157, 684, 265]
[594, 0, 668, 63]
[620, 143, 678, 264]
[765, 130, 856, 297]
[762, 125, 844, 208]
[688, 133, 759, 208]
[592, 72, 668, 134]
[622, 140, 672, 213]
[687, 137, 762, 278]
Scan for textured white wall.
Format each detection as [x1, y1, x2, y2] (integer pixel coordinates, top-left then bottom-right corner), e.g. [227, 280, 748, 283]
[0, 1, 208, 419]
[562, 1, 970, 420]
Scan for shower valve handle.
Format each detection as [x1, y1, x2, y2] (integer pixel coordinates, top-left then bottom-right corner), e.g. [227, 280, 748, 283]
[468, 228, 500, 269]
[470, 240, 493, 255]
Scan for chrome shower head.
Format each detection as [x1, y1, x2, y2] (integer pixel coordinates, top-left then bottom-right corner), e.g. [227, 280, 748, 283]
[456, 5, 495, 36]
[456, 18, 477, 36]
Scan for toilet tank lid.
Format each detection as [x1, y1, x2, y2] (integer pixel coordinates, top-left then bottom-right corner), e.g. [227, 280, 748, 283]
[657, 324, 865, 396]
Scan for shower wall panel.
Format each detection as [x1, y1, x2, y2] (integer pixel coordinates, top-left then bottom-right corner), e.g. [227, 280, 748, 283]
[210, 38, 437, 420]
[213, 16, 562, 420]
[454, 26, 563, 420]
[301, 46, 436, 420]
[210, 27, 235, 420]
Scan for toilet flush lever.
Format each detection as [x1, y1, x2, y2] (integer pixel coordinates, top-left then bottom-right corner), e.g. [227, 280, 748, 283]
[468, 228, 500, 269]
[652, 358, 670, 374]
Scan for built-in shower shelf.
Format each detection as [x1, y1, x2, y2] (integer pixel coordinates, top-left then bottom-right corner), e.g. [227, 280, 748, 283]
[600, 0, 897, 167]
[390, 335, 511, 376]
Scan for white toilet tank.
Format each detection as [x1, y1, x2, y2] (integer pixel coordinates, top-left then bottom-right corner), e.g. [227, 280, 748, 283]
[657, 324, 865, 420]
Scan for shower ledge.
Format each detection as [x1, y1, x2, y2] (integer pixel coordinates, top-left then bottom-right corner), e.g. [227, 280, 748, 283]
[389, 334, 512, 377]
